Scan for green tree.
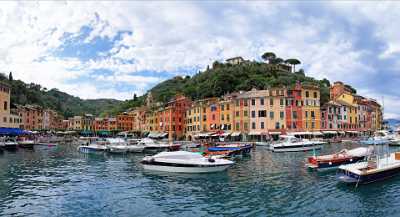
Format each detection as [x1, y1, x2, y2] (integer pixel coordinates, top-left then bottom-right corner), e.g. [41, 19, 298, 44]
[8, 72, 13, 81]
[261, 52, 276, 63]
[285, 59, 301, 72]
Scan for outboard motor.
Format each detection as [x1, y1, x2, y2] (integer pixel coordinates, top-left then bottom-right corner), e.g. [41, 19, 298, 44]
[208, 158, 215, 163]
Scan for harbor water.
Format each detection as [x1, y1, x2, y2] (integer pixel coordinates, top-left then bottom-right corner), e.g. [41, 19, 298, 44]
[1, 143, 400, 217]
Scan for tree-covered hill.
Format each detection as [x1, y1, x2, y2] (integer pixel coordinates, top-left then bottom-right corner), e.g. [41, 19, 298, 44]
[148, 53, 333, 106]
[0, 74, 121, 118]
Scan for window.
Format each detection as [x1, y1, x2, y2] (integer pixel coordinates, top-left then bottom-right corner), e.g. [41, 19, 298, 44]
[211, 105, 217, 111]
[270, 111, 274, 119]
[306, 91, 309, 97]
[236, 111, 240, 117]
[236, 122, 240, 130]
[221, 114, 224, 121]
[275, 122, 280, 129]
[260, 98, 264, 106]
[270, 98, 274, 106]
[221, 104, 225, 111]
[251, 111, 256, 118]
[252, 122, 256, 129]
[212, 114, 215, 120]
[305, 111, 308, 118]
[244, 122, 248, 130]
[258, 110, 266, 117]
[3, 117, 6, 122]
[313, 92, 317, 98]
[236, 100, 240, 107]
[4, 101, 7, 110]
[203, 115, 207, 121]
[227, 104, 230, 110]
[252, 99, 256, 106]
[293, 111, 298, 119]
[203, 107, 206, 113]
[244, 100, 248, 106]
[227, 114, 230, 121]
[280, 98, 284, 106]
[280, 111, 284, 119]
[261, 122, 264, 129]
[311, 111, 315, 118]
[244, 111, 248, 117]
[312, 122, 315, 129]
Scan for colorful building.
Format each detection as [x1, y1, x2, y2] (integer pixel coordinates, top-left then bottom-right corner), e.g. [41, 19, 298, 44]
[286, 82, 303, 131]
[117, 113, 133, 131]
[302, 85, 321, 131]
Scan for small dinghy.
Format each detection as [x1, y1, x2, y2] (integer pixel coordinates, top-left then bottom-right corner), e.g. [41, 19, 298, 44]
[1, 138, 18, 151]
[306, 147, 372, 170]
[141, 151, 234, 173]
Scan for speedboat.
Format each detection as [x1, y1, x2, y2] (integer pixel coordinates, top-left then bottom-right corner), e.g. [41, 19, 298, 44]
[337, 152, 400, 185]
[0, 138, 18, 151]
[78, 139, 108, 154]
[269, 135, 325, 152]
[106, 138, 129, 154]
[17, 137, 35, 149]
[139, 138, 181, 152]
[306, 147, 372, 170]
[141, 151, 234, 173]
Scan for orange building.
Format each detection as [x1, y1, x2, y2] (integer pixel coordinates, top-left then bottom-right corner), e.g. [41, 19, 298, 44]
[17, 105, 44, 130]
[117, 113, 134, 131]
[205, 97, 220, 132]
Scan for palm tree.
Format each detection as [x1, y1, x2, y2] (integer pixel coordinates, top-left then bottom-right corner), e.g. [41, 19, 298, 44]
[284, 59, 301, 72]
[261, 52, 276, 63]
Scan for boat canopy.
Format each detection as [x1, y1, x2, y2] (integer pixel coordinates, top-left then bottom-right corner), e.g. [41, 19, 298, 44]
[249, 131, 262, 136]
[346, 130, 359, 134]
[322, 131, 337, 134]
[269, 132, 282, 135]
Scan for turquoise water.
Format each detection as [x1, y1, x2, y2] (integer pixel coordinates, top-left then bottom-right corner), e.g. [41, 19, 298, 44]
[1, 144, 400, 217]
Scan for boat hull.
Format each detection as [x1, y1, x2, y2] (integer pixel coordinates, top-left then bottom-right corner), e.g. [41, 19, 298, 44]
[142, 164, 232, 173]
[307, 156, 365, 170]
[337, 165, 400, 184]
[271, 145, 322, 152]
[78, 146, 106, 154]
[18, 142, 34, 149]
[2, 144, 18, 151]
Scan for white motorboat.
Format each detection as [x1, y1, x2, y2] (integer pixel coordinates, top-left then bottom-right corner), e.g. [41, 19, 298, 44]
[255, 141, 270, 147]
[139, 138, 180, 152]
[78, 139, 108, 154]
[269, 135, 325, 152]
[141, 151, 234, 173]
[17, 140, 35, 148]
[106, 138, 129, 154]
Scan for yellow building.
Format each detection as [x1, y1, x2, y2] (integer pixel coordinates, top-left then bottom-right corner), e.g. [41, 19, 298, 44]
[219, 98, 234, 132]
[336, 93, 358, 129]
[0, 82, 21, 128]
[302, 85, 321, 131]
[185, 99, 208, 140]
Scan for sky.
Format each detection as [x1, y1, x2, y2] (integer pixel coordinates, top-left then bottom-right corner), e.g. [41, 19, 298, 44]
[0, 1, 400, 118]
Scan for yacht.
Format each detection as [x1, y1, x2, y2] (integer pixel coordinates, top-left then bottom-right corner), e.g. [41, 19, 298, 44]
[141, 151, 234, 173]
[269, 135, 325, 152]
[126, 139, 145, 153]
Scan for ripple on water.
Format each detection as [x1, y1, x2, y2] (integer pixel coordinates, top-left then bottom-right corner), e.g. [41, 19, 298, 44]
[1, 144, 400, 217]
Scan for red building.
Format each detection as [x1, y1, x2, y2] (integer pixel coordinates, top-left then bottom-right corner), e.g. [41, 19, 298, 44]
[157, 95, 191, 140]
[285, 82, 303, 132]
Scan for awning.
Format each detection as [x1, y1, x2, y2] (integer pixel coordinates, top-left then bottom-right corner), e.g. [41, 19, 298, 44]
[346, 131, 359, 134]
[0, 128, 31, 136]
[322, 131, 337, 134]
[312, 132, 323, 136]
[231, 132, 241, 137]
[339, 131, 346, 134]
[269, 132, 282, 135]
[249, 131, 262, 136]
[290, 132, 312, 136]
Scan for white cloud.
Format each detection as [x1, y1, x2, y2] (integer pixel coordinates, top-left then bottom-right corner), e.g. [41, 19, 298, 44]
[0, 1, 398, 120]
